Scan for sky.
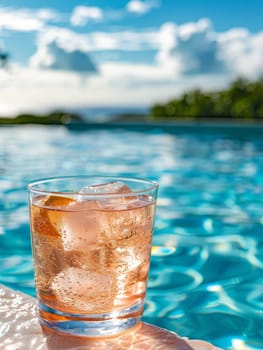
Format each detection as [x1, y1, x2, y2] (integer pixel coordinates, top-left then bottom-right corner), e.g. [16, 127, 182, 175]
[1, 0, 263, 116]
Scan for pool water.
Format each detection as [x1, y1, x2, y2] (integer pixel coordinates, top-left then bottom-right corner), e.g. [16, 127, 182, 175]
[1, 124, 263, 349]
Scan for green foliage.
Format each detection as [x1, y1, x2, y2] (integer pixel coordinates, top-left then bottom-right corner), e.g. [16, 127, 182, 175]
[0, 111, 84, 125]
[150, 78, 263, 120]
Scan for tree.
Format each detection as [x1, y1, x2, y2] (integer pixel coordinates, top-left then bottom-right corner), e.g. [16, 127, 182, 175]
[149, 78, 263, 120]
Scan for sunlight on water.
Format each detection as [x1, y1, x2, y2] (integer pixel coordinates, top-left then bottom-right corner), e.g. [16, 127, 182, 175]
[151, 246, 176, 256]
[1, 125, 263, 349]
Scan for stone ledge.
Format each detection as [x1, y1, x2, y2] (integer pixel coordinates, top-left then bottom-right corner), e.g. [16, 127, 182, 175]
[0, 284, 221, 350]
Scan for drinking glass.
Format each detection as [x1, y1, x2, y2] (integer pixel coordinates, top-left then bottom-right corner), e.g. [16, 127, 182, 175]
[28, 176, 158, 337]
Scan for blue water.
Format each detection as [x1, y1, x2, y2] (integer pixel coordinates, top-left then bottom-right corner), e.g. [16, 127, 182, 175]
[1, 124, 263, 349]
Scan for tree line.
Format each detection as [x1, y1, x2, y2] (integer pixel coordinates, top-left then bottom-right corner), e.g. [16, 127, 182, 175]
[150, 78, 263, 121]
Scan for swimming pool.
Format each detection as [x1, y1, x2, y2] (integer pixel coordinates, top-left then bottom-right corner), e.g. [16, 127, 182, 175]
[1, 124, 263, 349]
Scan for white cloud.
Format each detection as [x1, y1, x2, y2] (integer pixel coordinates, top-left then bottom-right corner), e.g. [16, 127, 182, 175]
[29, 26, 158, 73]
[71, 6, 103, 26]
[0, 68, 89, 114]
[155, 18, 263, 80]
[126, 0, 159, 15]
[0, 8, 43, 32]
[3, 5, 263, 84]
[218, 29, 263, 79]
[34, 27, 91, 53]
[0, 63, 230, 116]
[157, 19, 226, 75]
[90, 30, 157, 51]
[0, 7, 61, 32]
[32, 26, 158, 54]
[70, 2, 160, 25]
[5, 46, 231, 109]
[30, 40, 97, 73]
[3, 17, 263, 116]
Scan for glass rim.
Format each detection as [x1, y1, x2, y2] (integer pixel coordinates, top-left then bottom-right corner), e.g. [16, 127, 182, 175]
[27, 175, 159, 198]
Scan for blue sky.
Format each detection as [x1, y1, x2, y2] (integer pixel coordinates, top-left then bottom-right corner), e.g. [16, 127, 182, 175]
[1, 0, 263, 116]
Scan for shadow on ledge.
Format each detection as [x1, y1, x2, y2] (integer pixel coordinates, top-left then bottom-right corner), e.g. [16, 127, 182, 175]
[42, 322, 219, 350]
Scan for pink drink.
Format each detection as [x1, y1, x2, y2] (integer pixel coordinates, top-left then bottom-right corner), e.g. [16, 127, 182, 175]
[28, 178, 158, 337]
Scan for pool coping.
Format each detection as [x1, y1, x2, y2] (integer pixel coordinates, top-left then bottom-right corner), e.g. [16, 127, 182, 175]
[0, 284, 221, 349]
[66, 120, 263, 136]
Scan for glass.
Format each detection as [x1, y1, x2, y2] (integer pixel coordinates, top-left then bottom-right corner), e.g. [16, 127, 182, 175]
[28, 175, 158, 337]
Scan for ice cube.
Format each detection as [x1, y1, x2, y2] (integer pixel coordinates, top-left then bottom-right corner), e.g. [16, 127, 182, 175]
[46, 186, 154, 251]
[38, 196, 99, 251]
[50, 181, 135, 251]
[112, 246, 150, 307]
[103, 201, 154, 242]
[79, 181, 138, 209]
[114, 247, 141, 283]
[65, 242, 113, 271]
[49, 199, 110, 251]
[79, 181, 130, 194]
[51, 267, 114, 313]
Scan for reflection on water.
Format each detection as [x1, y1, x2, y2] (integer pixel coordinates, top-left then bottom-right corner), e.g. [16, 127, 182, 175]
[1, 125, 263, 349]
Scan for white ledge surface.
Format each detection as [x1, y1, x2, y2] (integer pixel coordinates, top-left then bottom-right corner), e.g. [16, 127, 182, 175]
[0, 284, 221, 350]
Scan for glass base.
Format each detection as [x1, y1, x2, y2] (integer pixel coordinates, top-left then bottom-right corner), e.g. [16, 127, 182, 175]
[38, 300, 143, 337]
